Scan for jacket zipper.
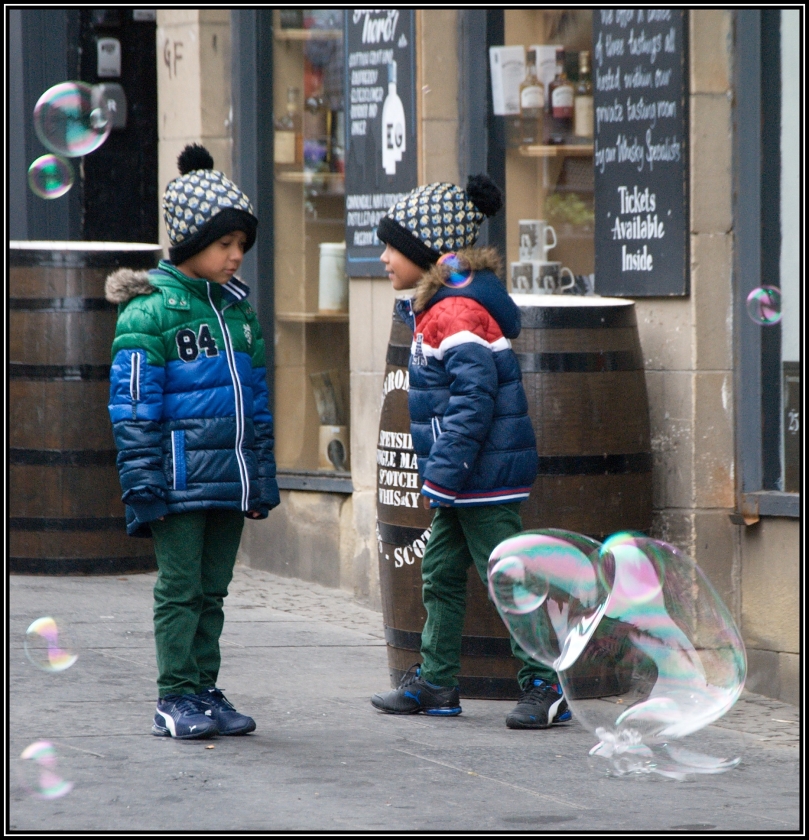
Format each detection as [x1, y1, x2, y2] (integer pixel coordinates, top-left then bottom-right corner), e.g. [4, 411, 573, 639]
[207, 284, 250, 510]
[130, 351, 141, 420]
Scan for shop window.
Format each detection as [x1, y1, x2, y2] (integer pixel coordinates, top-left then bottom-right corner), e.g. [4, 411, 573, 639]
[490, 10, 595, 296]
[734, 9, 800, 519]
[272, 9, 350, 478]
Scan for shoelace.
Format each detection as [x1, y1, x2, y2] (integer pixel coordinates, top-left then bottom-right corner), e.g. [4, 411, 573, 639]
[521, 681, 558, 704]
[169, 694, 204, 715]
[204, 688, 236, 711]
[397, 664, 422, 689]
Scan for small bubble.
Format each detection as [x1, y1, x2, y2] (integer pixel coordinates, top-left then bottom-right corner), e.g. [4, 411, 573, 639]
[746, 286, 782, 325]
[18, 741, 73, 800]
[27, 155, 74, 199]
[24, 617, 78, 672]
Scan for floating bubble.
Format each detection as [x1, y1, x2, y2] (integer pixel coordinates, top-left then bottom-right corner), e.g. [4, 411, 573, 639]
[489, 530, 746, 779]
[438, 252, 474, 288]
[27, 154, 74, 199]
[25, 617, 78, 672]
[33, 81, 111, 157]
[18, 741, 73, 800]
[746, 286, 782, 325]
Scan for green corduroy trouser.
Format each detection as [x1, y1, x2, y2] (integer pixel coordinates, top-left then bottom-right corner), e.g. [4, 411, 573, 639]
[419, 503, 558, 689]
[150, 509, 244, 697]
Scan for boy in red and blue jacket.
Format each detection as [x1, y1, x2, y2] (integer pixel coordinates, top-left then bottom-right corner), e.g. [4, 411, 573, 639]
[370, 176, 571, 730]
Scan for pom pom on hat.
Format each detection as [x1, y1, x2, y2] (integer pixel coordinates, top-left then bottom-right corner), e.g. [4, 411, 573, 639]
[177, 143, 215, 175]
[466, 174, 502, 218]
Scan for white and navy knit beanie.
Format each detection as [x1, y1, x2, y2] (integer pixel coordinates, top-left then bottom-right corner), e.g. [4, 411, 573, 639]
[376, 174, 503, 270]
[162, 144, 258, 265]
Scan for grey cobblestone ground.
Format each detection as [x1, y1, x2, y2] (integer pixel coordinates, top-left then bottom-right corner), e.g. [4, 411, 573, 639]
[229, 565, 799, 746]
[8, 564, 801, 832]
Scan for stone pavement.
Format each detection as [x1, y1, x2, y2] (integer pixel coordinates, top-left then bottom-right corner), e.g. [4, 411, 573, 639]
[8, 564, 801, 833]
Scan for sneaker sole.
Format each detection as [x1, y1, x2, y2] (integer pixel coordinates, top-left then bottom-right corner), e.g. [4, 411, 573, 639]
[216, 721, 257, 735]
[151, 724, 219, 739]
[370, 700, 462, 716]
[505, 713, 571, 729]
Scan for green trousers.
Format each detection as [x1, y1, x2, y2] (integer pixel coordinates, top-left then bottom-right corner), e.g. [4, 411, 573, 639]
[150, 509, 244, 697]
[419, 503, 557, 689]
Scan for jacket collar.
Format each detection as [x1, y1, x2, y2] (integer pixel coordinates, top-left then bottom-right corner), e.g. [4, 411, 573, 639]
[155, 260, 251, 305]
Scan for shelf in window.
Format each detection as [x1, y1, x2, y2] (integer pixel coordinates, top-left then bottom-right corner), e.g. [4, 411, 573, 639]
[275, 28, 342, 41]
[518, 144, 594, 158]
[276, 311, 349, 324]
[276, 170, 345, 185]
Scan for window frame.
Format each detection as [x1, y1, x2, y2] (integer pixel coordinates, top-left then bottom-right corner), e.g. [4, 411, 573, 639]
[732, 9, 799, 521]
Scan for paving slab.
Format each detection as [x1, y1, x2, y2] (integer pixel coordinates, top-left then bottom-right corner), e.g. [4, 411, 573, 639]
[8, 565, 801, 832]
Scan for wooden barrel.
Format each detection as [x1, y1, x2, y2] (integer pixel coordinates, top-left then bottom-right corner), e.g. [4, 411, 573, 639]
[511, 294, 653, 539]
[376, 305, 521, 699]
[9, 241, 163, 575]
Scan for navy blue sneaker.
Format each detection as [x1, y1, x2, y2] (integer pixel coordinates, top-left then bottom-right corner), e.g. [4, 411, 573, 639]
[371, 664, 462, 716]
[506, 679, 572, 729]
[195, 687, 256, 735]
[152, 694, 219, 739]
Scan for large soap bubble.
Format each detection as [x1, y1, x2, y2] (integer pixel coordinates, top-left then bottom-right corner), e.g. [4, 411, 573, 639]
[489, 530, 746, 780]
[33, 81, 111, 157]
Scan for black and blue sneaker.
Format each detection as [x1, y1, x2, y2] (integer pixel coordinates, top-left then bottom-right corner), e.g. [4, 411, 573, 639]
[152, 694, 219, 739]
[505, 679, 572, 729]
[195, 687, 256, 735]
[371, 664, 462, 716]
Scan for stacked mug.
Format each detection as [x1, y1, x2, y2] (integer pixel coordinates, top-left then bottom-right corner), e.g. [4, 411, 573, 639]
[510, 219, 574, 294]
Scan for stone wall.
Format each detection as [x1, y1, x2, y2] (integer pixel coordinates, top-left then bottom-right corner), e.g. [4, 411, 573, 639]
[156, 10, 232, 256]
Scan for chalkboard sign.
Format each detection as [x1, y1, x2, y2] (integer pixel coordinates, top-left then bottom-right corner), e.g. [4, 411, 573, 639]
[593, 9, 688, 296]
[344, 9, 417, 277]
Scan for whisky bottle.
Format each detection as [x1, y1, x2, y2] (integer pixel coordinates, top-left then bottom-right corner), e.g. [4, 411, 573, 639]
[274, 87, 302, 166]
[519, 49, 544, 145]
[547, 48, 574, 142]
[574, 50, 593, 139]
[381, 60, 406, 175]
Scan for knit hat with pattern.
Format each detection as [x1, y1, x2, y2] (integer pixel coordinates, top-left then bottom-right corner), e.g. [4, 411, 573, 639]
[162, 144, 258, 265]
[376, 174, 503, 270]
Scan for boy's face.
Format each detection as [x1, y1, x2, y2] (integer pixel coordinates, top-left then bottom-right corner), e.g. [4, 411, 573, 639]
[177, 231, 247, 284]
[380, 244, 422, 291]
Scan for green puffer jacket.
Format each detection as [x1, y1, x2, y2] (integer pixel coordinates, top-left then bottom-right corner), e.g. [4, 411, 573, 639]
[106, 260, 279, 537]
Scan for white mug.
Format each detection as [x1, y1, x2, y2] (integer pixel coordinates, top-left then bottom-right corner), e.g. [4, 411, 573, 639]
[539, 263, 575, 294]
[519, 219, 557, 261]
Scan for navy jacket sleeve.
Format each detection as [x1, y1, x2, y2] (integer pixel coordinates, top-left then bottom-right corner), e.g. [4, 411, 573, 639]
[108, 306, 170, 525]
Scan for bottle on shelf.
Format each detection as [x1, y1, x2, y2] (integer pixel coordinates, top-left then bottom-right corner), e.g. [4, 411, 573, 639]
[519, 49, 544, 146]
[381, 60, 406, 175]
[547, 48, 574, 144]
[574, 50, 593, 140]
[274, 87, 303, 167]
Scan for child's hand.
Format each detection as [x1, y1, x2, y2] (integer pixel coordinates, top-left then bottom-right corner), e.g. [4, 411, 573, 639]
[247, 510, 262, 519]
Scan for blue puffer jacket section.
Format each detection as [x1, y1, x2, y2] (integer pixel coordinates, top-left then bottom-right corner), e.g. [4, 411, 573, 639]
[394, 256, 538, 506]
[107, 266, 278, 536]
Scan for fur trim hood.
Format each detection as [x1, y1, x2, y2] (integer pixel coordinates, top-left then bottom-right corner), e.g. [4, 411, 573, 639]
[413, 247, 502, 312]
[105, 268, 156, 305]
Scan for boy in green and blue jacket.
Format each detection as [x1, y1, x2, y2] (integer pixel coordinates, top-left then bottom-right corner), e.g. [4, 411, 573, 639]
[107, 145, 279, 739]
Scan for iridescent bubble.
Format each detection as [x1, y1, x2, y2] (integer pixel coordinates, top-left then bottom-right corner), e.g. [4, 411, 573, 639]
[488, 530, 747, 779]
[18, 741, 73, 800]
[437, 252, 474, 288]
[25, 617, 78, 672]
[746, 286, 782, 325]
[27, 154, 74, 199]
[33, 81, 112, 157]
